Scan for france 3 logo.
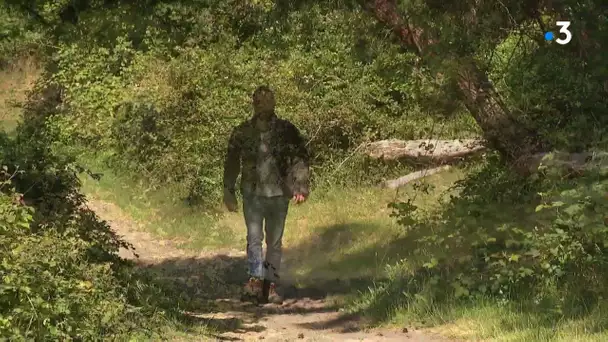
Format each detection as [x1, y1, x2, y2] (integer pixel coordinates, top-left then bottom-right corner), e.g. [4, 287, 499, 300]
[544, 21, 572, 45]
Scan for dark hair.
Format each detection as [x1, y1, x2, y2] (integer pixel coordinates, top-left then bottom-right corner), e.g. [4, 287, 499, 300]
[252, 85, 274, 99]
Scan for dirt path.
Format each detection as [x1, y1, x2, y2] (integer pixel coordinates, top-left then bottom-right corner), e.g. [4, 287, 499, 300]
[88, 198, 452, 342]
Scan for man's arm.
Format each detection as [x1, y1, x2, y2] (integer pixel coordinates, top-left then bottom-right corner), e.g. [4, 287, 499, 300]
[223, 126, 242, 194]
[286, 123, 310, 197]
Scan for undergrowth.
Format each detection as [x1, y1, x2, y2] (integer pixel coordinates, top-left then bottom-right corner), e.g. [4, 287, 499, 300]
[0, 91, 210, 340]
[348, 152, 608, 340]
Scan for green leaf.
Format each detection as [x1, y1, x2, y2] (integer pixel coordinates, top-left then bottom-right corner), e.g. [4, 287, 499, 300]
[423, 258, 438, 269]
[564, 204, 584, 216]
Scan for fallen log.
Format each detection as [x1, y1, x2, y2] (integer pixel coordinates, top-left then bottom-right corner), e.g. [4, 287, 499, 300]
[364, 138, 608, 179]
[383, 165, 451, 189]
[364, 139, 485, 162]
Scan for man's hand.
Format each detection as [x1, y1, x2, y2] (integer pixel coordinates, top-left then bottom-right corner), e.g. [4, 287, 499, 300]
[292, 193, 307, 204]
[223, 190, 238, 212]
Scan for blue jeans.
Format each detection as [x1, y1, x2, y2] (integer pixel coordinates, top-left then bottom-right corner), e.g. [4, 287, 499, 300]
[242, 194, 290, 282]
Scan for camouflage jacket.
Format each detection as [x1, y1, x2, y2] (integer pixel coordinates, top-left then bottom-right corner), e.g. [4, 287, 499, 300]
[223, 113, 310, 198]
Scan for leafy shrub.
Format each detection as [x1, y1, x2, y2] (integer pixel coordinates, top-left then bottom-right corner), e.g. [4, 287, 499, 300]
[0, 101, 180, 340]
[0, 6, 43, 67]
[391, 152, 608, 309]
[41, 1, 477, 205]
[0, 189, 129, 340]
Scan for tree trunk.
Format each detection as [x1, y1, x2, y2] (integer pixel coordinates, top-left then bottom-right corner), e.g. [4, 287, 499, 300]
[455, 60, 542, 161]
[368, 0, 543, 162]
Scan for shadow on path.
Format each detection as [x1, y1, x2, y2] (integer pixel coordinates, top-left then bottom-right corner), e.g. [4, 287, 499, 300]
[134, 253, 392, 339]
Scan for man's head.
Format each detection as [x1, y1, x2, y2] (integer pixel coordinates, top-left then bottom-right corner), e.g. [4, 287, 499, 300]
[252, 85, 275, 119]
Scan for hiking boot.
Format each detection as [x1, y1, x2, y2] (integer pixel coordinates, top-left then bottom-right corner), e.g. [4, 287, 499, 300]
[268, 282, 283, 304]
[262, 279, 283, 305]
[240, 277, 264, 303]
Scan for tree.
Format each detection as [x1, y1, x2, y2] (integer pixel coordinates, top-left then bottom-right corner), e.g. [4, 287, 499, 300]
[366, 0, 546, 163]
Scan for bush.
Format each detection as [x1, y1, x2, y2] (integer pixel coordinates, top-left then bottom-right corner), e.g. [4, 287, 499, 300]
[390, 153, 608, 310]
[0, 6, 44, 67]
[0, 105, 179, 340]
[0, 189, 130, 340]
[42, 1, 477, 205]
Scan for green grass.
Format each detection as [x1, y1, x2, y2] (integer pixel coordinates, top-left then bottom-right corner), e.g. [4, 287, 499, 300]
[79, 159, 608, 341]
[345, 275, 608, 341]
[79, 157, 239, 250]
[278, 168, 464, 281]
[386, 296, 608, 341]
[81, 154, 464, 280]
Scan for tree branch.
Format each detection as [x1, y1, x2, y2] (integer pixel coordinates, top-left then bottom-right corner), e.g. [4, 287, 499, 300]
[383, 165, 451, 189]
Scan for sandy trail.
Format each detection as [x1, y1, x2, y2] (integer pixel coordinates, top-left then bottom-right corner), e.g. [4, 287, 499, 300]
[88, 198, 452, 342]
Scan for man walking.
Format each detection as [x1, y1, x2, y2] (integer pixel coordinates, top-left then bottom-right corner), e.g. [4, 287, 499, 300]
[222, 85, 310, 304]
